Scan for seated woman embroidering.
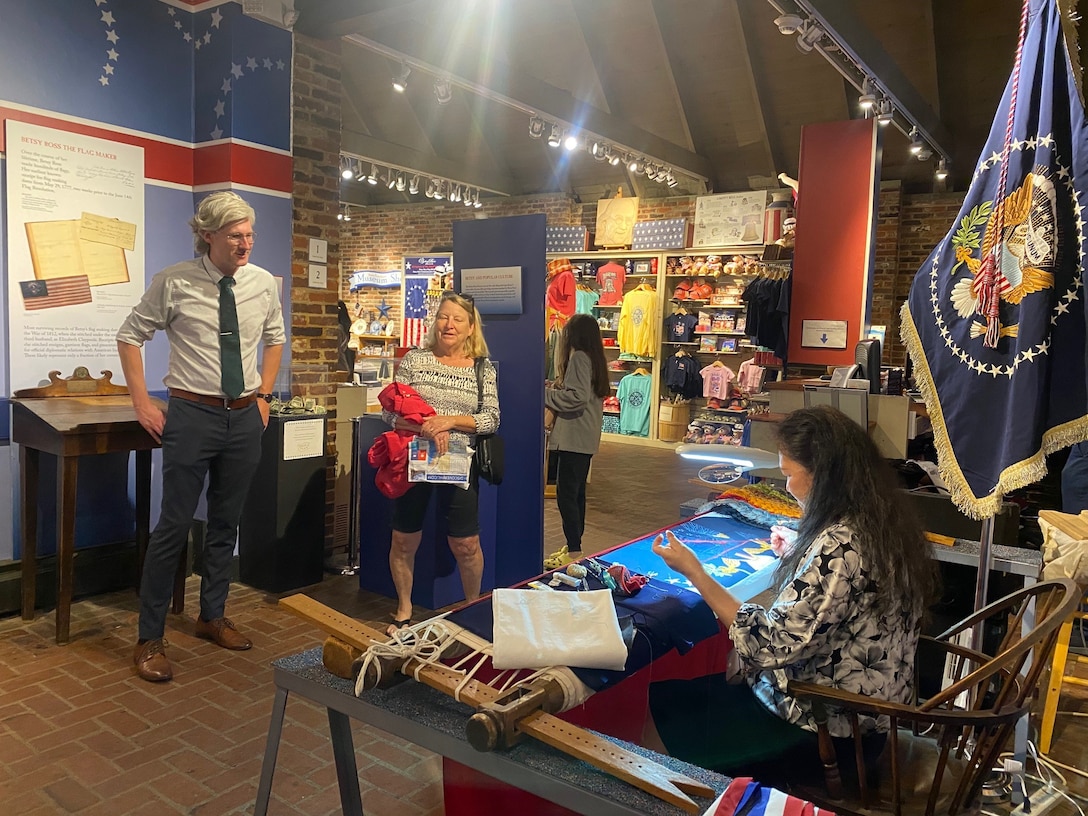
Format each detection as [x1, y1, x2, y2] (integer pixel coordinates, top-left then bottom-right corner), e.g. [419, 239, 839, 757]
[645, 405, 939, 782]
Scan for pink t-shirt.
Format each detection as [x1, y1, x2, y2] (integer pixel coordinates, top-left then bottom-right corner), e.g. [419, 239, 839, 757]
[596, 262, 626, 306]
[700, 363, 735, 399]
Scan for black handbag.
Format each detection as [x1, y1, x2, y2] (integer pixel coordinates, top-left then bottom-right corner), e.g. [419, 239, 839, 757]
[474, 357, 504, 485]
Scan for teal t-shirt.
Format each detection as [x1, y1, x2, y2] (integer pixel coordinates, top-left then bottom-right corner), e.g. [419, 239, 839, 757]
[617, 374, 652, 437]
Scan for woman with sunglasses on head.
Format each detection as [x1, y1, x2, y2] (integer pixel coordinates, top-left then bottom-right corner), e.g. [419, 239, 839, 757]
[544, 314, 610, 556]
[382, 292, 499, 636]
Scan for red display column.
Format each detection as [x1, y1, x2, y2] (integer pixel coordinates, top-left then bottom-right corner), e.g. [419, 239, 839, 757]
[787, 119, 881, 368]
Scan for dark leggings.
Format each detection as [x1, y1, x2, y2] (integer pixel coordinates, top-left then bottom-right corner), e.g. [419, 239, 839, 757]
[555, 450, 592, 550]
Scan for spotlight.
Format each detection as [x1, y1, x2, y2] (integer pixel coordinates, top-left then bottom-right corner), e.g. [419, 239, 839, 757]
[547, 124, 562, 147]
[858, 78, 876, 112]
[608, 149, 621, 166]
[796, 23, 824, 53]
[935, 158, 949, 180]
[433, 180, 445, 200]
[909, 127, 923, 155]
[774, 13, 803, 35]
[396, 172, 406, 192]
[433, 76, 452, 105]
[591, 140, 607, 160]
[367, 163, 378, 184]
[563, 133, 579, 151]
[916, 144, 933, 162]
[392, 63, 410, 93]
[463, 188, 474, 206]
[409, 174, 420, 195]
[340, 159, 354, 180]
[342, 206, 352, 222]
[644, 162, 657, 178]
[450, 184, 461, 203]
[666, 173, 678, 188]
[529, 116, 546, 138]
[425, 178, 437, 198]
[337, 211, 343, 221]
[473, 191, 482, 208]
[386, 171, 397, 189]
[876, 99, 894, 125]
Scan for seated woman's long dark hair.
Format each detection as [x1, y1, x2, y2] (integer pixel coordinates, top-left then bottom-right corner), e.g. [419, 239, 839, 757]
[772, 405, 938, 618]
[555, 314, 611, 398]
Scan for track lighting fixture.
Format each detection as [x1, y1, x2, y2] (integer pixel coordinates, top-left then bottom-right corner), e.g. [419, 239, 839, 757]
[340, 159, 355, 180]
[547, 124, 562, 148]
[367, 163, 378, 184]
[395, 172, 406, 192]
[425, 178, 437, 198]
[935, 158, 949, 180]
[433, 76, 452, 105]
[796, 23, 824, 53]
[876, 99, 894, 125]
[392, 63, 410, 93]
[909, 127, 924, 155]
[528, 116, 546, 139]
[563, 133, 579, 151]
[338, 204, 353, 222]
[858, 78, 877, 112]
[666, 173, 678, 188]
[916, 144, 933, 162]
[408, 174, 420, 195]
[386, 171, 397, 189]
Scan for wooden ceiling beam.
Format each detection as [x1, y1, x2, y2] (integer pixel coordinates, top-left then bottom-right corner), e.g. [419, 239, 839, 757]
[801, 0, 952, 155]
[342, 33, 714, 183]
[293, 0, 426, 40]
[341, 129, 516, 196]
[730, 0, 785, 180]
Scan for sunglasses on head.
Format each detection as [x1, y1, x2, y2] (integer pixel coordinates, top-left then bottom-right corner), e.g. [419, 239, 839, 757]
[441, 290, 474, 306]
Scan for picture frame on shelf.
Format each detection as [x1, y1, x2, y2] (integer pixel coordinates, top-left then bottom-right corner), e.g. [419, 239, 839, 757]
[699, 336, 718, 353]
[719, 337, 738, 353]
[633, 259, 652, 275]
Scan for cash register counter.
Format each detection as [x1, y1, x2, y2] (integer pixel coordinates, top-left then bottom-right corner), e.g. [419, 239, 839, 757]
[749, 379, 929, 458]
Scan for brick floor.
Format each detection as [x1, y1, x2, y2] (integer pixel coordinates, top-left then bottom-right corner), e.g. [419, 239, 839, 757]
[1, 441, 1085, 814]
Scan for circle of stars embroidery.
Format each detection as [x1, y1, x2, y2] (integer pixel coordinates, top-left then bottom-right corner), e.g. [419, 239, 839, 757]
[927, 134, 1084, 378]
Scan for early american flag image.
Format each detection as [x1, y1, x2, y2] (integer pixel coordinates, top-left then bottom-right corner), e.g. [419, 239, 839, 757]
[20, 276, 93, 311]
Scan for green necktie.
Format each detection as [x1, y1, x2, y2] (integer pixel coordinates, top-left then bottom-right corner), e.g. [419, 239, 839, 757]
[218, 276, 245, 399]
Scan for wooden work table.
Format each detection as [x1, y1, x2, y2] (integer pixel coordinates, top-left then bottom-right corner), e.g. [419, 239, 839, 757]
[13, 393, 164, 644]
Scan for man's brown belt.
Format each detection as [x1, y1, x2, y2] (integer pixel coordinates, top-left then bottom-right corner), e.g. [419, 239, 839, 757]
[168, 388, 256, 410]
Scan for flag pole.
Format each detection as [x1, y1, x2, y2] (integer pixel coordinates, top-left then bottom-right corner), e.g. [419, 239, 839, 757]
[971, 517, 996, 650]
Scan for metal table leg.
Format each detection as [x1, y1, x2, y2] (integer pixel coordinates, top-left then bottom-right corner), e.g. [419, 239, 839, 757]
[254, 687, 289, 815]
[329, 707, 364, 816]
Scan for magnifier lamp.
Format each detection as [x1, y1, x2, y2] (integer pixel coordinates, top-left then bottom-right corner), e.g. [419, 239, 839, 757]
[675, 444, 781, 485]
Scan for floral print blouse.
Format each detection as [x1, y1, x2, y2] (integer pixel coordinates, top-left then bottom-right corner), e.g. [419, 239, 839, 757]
[729, 522, 920, 738]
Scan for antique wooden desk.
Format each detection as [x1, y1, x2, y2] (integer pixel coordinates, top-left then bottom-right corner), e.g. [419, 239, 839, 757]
[13, 369, 170, 644]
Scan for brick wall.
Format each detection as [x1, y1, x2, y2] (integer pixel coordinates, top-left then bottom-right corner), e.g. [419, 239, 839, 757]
[291, 33, 343, 549]
[884, 191, 966, 367]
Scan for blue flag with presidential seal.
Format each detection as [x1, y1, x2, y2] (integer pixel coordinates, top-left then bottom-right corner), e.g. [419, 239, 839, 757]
[901, 0, 1088, 520]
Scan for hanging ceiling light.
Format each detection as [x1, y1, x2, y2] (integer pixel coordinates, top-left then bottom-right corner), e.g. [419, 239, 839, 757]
[433, 180, 446, 200]
[433, 76, 452, 105]
[563, 133, 579, 151]
[408, 174, 420, 195]
[857, 78, 877, 112]
[392, 63, 411, 93]
[340, 159, 355, 180]
[528, 116, 546, 139]
[935, 158, 949, 180]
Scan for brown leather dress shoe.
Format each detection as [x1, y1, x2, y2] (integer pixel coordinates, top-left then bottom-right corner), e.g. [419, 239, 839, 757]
[195, 616, 252, 650]
[133, 639, 173, 682]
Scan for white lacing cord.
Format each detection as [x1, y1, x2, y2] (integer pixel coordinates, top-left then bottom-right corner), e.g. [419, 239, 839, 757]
[354, 617, 458, 697]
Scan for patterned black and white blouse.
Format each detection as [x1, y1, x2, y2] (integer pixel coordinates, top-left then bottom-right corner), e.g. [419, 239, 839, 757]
[729, 522, 920, 738]
[383, 349, 500, 448]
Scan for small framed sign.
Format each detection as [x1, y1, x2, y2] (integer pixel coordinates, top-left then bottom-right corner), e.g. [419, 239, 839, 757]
[801, 319, 848, 350]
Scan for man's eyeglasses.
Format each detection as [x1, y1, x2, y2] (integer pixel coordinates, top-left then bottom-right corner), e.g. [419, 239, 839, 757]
[441, 290, 474, 306]
[224, 231, 257, 244]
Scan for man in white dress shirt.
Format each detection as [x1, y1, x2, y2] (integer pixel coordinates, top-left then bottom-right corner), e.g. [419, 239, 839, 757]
[117, 192, 285, 682]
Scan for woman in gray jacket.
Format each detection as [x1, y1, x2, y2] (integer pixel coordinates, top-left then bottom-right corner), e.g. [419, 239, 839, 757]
[545, 314, 611, 554]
